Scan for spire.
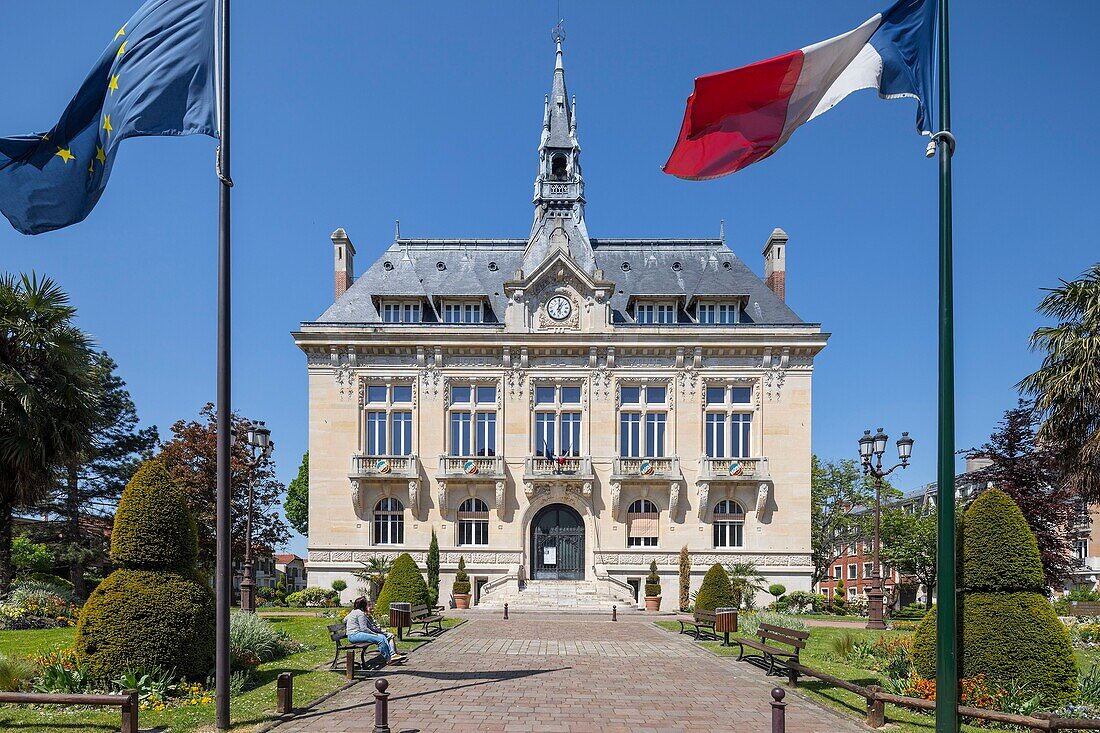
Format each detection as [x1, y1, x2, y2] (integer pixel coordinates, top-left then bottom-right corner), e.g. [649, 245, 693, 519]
[525, 22, 594, 275]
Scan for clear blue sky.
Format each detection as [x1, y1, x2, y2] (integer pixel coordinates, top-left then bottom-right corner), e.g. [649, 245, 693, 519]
[3, 2, 1097, 557]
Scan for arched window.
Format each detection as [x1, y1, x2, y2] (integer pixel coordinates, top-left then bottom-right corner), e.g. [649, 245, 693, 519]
[457, 497, 489, 546]
[551, 153, 568, 180]
[627, 498, 659, 547]
[374, 497, 404, 545]
[713, 500, 745, 548]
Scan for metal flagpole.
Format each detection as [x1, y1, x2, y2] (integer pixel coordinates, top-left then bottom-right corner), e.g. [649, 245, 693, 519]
[215, 0, 233, 728]
[933, 0, 958, 730]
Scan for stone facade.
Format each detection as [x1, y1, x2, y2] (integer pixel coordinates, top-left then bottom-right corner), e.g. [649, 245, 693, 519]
[293, 34, 828, 608]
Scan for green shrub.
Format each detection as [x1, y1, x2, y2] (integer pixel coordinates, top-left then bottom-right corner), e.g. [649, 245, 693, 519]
[960, 488, 1045, 592]
[768, 583, 786, 601]
[286, 587, 338, 607]
[75, 569, 215, 680]
[229, 610, 284, 668]
[0, 653, 36, 692]
[739, 611, 807, 638]
[785, 590, 816, 613]
[694, 563, 735, 612]
[452, 556, 471, 596]
[833, 576, 847, 613]
[331, 579, 347, 593]
[678, 546, 691, 611]
[645, 560, 662, 597]
[912, 489, 1078, 707]
[1080, 665, 1100, 706]
[109, 460, 198, 571]
[427, 530, 441, 606]
[375, 553, 429, 616]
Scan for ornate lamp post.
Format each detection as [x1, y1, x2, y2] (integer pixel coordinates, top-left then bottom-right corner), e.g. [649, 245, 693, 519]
[858, 428, 914, 630]
[238, 420, 273, 613]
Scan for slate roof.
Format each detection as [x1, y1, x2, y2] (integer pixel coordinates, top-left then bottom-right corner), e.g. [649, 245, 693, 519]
[313, 238, 806, 325]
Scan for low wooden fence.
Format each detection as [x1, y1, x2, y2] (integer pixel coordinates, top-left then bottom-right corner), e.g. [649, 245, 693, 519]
[786, 662, 1100, 733]
[0, 689, 138, 733]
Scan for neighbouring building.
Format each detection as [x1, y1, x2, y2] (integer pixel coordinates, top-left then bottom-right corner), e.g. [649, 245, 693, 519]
[1061, 502, 1100, 594]
[275, 553, 308, 592]
[293, 33, 828, 609]
[231, 553, 277, 599]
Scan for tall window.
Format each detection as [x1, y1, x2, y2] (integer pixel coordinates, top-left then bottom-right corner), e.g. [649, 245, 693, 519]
[457, 497, 489, 546]
[713, 500, 745, 548]
[443, 301, 484, 324]
[534, 384, 582, 456]
[374, 497, 404, 545]
[697, 301, 740, 324]
[627, 499, 659, 547]
[704, 385, 753, 458]
[363, 384, 413, 455]
[635, 301, 677, 325]
[1077, 538, 1089, 560]
[619, 384, 668, 457]
[449, 384, 497, 456]
[381, 301, 422, 323]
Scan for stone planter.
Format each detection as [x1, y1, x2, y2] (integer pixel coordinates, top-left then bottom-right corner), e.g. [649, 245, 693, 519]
[454, 593, 471, 609]
[645, 595, 662, 612]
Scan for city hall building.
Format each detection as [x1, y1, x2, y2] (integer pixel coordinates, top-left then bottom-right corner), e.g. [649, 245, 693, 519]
[294, 35, 829, 609]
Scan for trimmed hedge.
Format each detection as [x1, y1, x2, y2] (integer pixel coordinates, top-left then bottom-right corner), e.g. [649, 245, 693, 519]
[452, 556, 471, 596]
[960, 488, 1044, 592]
[74, 569, 215, 680]
[912, 488, 1078, 706]
[694, 563, 735, 612]
[375, 553, 429, 615]
[645, 560, 662, 597]
[110, 460, 198, 571]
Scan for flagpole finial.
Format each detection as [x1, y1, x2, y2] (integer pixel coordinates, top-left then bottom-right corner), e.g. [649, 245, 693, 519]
[552, 19, 565, 45]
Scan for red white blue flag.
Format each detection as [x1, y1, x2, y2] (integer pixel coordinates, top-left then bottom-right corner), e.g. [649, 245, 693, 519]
[663, 0, 936, 180]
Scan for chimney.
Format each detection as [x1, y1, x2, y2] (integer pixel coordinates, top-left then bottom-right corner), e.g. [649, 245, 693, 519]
[331, 228, 356, 300]
[763, 228, 788, 301]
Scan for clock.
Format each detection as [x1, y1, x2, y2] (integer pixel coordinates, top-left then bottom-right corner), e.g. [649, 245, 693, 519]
[546, 295, 572, 321]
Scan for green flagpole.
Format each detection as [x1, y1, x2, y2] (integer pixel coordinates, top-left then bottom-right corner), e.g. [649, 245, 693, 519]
[933, 0, 957, 730]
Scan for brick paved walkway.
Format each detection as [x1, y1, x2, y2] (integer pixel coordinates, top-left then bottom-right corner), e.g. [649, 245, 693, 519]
[272, 614, 865, 733]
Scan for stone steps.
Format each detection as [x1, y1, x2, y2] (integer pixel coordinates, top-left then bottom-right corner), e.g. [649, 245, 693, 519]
[477, 580, 638, 613]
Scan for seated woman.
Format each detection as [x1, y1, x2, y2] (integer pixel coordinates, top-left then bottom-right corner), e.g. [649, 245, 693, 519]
[345, 596, 407, 665]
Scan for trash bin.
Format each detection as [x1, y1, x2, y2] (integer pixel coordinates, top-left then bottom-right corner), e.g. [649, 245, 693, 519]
[716, 607, 738, 645]
[389, 602, 411, 639]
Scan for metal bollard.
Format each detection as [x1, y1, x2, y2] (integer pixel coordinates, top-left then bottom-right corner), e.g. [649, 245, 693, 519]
[120, 688, 138, 733]
[612, 605, 617, 621]
[373, 678, 391, 733]
[504, 602, 509, 620]
[771, 687, 786, 733]
[277, 672, 293, 714]
[346, 649, 356, 680]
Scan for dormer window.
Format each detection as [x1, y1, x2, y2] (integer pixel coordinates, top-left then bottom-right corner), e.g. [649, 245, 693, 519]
[697, 301, 740, 324]
[381, 300, 422, 323]
[443, 300, 484, 324]
[635, 301, 677, 325]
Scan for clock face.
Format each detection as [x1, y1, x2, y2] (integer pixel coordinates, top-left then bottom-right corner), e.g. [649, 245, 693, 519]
[546, 295, 572, 321]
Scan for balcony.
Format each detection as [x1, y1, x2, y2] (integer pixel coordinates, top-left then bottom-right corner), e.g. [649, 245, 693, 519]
[350, 453, 419, 479]
[612, 456, 681, 482]
[698, 456, 770, 481]
[437, 454, 506, 480]
[348, 454, 421, 516]
[523, 455, 594, 500]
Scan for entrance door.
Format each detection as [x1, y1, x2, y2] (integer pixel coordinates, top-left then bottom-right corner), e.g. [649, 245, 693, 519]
[531, 504, 585, 580]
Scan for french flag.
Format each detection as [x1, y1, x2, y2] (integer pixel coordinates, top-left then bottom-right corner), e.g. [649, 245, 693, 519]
[663, 0, 936, 180]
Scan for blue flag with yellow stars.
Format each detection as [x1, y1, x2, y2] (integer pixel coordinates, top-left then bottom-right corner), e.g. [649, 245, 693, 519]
[0, 0, 217, 235]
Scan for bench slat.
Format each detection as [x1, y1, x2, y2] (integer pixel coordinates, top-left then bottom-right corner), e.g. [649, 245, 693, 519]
[739, 639, 798, 658]
[759, 622, 809, 640]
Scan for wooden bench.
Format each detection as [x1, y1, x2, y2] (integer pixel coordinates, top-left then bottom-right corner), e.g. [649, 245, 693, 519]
[327, 623, 385, 671]
[409, 603, 445, 636]
[1070, 601, 1100, 617]
[735, 622, 809, 677]
[678, 611, 717, 640]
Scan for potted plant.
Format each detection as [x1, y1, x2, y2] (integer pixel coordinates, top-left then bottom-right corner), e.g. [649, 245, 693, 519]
[453, 556, 472, 609]
[644, 560, 662, 611]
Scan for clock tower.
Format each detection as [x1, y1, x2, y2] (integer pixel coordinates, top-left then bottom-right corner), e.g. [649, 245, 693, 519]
[523, 24, 596, 277]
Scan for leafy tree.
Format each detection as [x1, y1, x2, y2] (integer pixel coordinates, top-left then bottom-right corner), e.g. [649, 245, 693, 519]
[11, 534, 52, 573]
[810, 456, 893, 588]
[1020, 264, 1100, 502]
[157, 404, 290, 572]
[768, 584, 786, 605]
[966, 401, 1076, 588]
[879, 506, 938, 609]
[725, 560, 766, 609]
[284, 452, 308, 536]
[354, 555, 392, 600]
[331, 579, 347, 593]
[0, 274, 97, 594]
[678, 545, 691, 611]
[426, 529, 440, 606]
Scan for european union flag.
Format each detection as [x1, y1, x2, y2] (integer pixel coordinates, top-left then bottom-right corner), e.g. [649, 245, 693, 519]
[0, 0, 217, 235]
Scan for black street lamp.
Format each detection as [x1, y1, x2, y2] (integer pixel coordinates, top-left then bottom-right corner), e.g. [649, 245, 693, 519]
[858, 428, 913, 630]
[238, 420, 273, 613]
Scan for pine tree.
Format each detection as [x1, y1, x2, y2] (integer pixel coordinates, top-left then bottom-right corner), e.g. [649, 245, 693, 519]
[678, 545, 691, 611]
[426, 529, 440, 606]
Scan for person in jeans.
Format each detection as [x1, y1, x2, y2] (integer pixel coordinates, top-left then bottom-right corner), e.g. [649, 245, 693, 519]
[345, 596, 406, 664]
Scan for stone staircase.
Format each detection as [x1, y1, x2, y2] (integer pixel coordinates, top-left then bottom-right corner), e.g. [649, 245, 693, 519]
[477, 579, 638, 614]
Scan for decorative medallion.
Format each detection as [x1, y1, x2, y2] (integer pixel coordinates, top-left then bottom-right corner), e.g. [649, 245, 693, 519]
[640, 460, 655, 476]
[727, 461, 743, 477]
[463, 459, 479, 476]
[376, 458, 392, 474]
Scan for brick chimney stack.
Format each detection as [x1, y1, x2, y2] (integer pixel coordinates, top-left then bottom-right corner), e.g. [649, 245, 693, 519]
[331, 228, 355, 300]
[763, 228, 788, 302]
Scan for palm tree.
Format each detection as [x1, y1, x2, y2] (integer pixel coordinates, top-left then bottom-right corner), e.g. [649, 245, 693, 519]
[353, 555, 393, 600]
[0, 274, 97, 594]
[1019, 264, 1100, 501]
[724, 560, 767, 610]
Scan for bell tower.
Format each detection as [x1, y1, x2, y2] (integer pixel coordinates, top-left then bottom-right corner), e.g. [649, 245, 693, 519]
[524, 23, 595, 275]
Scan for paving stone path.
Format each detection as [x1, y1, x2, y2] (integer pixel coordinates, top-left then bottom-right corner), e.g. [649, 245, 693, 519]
[272, 614, 865, 733]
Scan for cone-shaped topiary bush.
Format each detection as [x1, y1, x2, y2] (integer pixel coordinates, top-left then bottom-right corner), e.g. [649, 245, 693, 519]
[911, 488, 1077, 706]
[375, 552, 429, 616]
[645, 560, 662, 597]
[452, 556, 471, 595]
[75, 460, 214, 680]
[694, 563, 735, 612]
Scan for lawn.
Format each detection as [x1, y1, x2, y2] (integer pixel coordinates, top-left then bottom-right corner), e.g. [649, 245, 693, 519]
[655, 621, 989, 733]
[0, 613, 462, 732]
